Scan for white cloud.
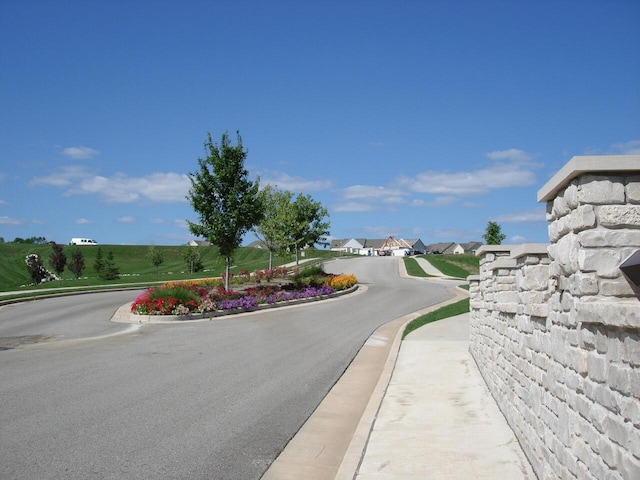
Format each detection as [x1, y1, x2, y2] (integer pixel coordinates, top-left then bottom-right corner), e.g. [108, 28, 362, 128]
[30, 165, 92, 187]
[262, 172, 333, 193]
[61, 146, 99, 160]
[397, 166, 536, 196]
[0, 215, 24, 226]
[333, 201, 376, 212]
[150, 218, 165, 224]
[485, 148, 532, 163]
[610, 140, 640, 155]
[509, 235, 529, 244]
[0, 199, 7, 206]
[76, 218, 92, 224]
[117, 216, 136, 223]
[69, 172, 190, 204]
[491, 208, 546, 224]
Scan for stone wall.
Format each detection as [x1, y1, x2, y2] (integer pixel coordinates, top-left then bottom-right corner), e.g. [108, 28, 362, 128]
[468, 156, 640, 480]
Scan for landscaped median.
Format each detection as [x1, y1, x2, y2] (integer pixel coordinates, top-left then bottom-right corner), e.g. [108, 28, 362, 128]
[119, 267, 359, 323]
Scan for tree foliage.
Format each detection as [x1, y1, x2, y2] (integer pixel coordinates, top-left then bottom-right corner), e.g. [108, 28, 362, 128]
[254, 187, 330, 266]
[183, 246, 204, 274]
[254, 185, 294, 268]
[68, 248, 85, 280]
[147, 245, 164, 277]
[483, 221, 506, 245]
[48, 243, 67, 278]
[187, 131, 263, 289]
[101, 251, 120, 280]
[94, 247, 105, 274]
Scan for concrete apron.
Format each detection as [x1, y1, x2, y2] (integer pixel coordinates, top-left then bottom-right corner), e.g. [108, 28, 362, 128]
[354, 315, 537, 480]
[261, 287, 469, 480]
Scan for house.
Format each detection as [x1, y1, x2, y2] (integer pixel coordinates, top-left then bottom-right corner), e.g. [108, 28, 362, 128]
[426, 241, 483, 254]
[460, 241, 483, 254]
[331, 237, 426, 256]
[188, 240, 213, 247]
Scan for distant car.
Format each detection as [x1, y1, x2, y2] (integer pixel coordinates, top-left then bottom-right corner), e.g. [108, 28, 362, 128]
[69, 238, 98, 245]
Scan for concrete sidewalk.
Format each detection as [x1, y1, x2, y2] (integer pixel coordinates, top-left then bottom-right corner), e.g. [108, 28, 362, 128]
[353, 313, 536, 479]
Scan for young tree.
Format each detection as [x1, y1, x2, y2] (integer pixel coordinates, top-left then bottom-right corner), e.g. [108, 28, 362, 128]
[147, 245, 164, 277]
[286, 193, 330, 265]
[187, 131, 263, 289]
[101, 251, 120, 280]
[254, 185, 295, 269]
[94, 247, 105, 275]
[183, 246, 204, 274]
[68, 248, 85, 280]
[48, 243, 67, 279]
[483, 221, 506, 245]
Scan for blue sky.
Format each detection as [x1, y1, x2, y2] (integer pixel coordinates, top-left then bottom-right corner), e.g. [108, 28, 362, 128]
[1, 0, 638, 247]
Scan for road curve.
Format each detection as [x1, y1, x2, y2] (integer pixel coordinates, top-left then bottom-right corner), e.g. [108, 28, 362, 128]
[0, 257, 454, 480]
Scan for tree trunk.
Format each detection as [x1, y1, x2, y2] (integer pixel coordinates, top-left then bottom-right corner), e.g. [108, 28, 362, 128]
[225, 255, 231, 290]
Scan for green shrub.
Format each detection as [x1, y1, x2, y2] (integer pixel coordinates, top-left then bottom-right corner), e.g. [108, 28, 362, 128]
[147, 286, 199, 304]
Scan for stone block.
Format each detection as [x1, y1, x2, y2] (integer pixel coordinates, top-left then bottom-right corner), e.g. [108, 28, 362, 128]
[570, 272, 599, 296]
[578, 248, 623, 275]
[578, 175, 625, 205]
[627, 175, 640, 204]
[600, 278, 637, 297]
[556, 233, 580, 275]
[576, 302, 640, 329]
[553, 193, 571, 218]
[579, 229, 640, 248]
[586, 353, 608, 383]
[520, 264, 551, 291]
[571, 204, 597, 232]
[618, 452, 640, 480]
[622, 332, 640, 367]
[599, 205, 640, 229]
[607, 363, 631, 393]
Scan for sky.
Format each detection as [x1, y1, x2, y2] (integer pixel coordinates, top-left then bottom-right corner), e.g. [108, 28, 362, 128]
[1, 0, 639, 248]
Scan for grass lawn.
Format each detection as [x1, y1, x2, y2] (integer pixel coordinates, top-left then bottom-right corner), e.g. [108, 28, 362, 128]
[419, 254, 478, 278]
[403, 257, 433, 277]
[403, 298, 470, 339]
[0, 243, 339, 294]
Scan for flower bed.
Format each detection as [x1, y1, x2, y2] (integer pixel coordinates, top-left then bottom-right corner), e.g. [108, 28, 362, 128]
[131, 270, 357, 316]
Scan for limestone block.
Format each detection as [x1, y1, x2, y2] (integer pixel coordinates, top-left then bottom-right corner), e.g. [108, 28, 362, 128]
[565, 182, 579, 209]
[570, 272, 599, 296]
[520, 264, 551, 291]
[600, 278, 637, 297]
[627, 175, 640, 204]
[599, 205, 640, 228]
[519, 290, 550, 304]
[578, 175, 625, 205]
[578, 248, 623, 275]
[576, 302, 640, 328]
[553, 193, 571, 218]
[524, 303, 549, 318]
[549, 216, 570, 243]
[571, 204, 597, 232]
[619, 453, 640, 480]
[579, 229, 640, 248]
[555, 233, 580, 275]
[586, 353, 608, 382]
[607, 363, 631, 393]
[622, 333, 640, 367]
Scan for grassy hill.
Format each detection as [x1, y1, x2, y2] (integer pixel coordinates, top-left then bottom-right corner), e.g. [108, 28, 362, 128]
[0, 243, 338, 292]
[419, 253, 479, 278]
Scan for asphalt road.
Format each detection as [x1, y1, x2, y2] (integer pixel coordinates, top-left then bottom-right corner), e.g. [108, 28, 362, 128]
[0, 256, 454, 480]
